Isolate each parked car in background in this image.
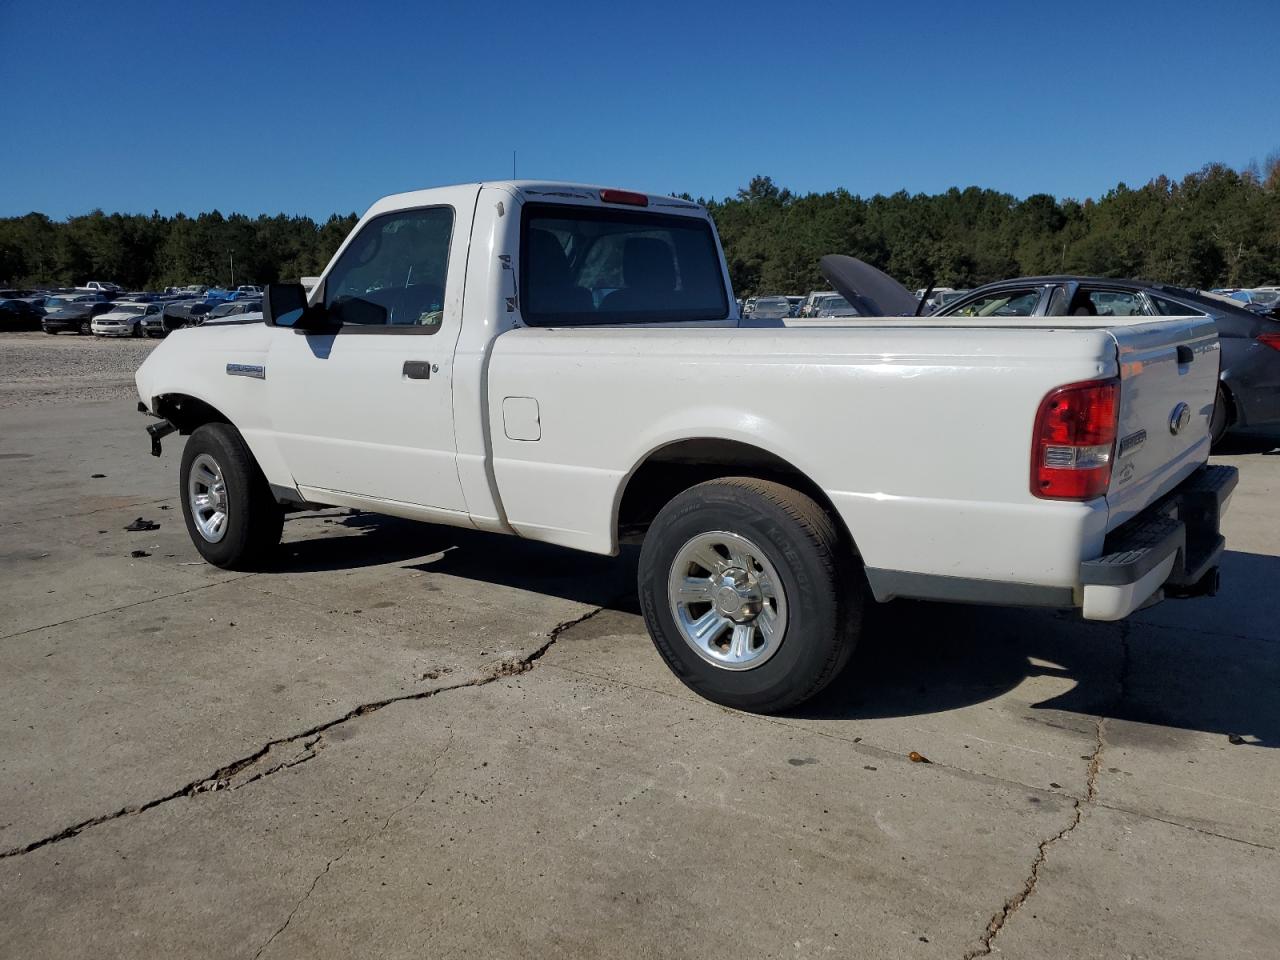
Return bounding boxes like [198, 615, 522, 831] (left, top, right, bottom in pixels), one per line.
[802, 290, 837, 316]
[0, 292, 44, 329]
[812, 294, 861, 317]
[931, 289, 970, 312]
[938, 276, 1280, 445]
[785, 295, 805, 317]
[1238, 289, 1280, 318]
[234, 285, 263, 297]
[76, 281, 122, 294]
[42, 298, 116, 334]
[204, 300, 263, 322]
[91, 302, 161, 337]
[749, 295, 792, 320]
[148, 299, 215, 336]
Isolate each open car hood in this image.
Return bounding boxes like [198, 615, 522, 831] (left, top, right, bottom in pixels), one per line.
[819, 255, 919, 317]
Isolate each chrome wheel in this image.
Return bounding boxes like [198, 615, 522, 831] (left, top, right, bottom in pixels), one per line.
[667, 530, 787, 671]
[188, 453, 229, 543]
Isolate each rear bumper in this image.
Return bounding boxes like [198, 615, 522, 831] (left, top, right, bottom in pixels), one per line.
[1079, 463, 1238, 620]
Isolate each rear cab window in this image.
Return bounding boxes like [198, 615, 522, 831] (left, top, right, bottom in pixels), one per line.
[521, 204, 728, 326]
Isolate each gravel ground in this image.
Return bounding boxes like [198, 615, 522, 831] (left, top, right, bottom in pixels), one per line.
[0, 331, 157, 408]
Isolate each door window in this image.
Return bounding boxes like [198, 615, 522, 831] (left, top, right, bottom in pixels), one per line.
[1149, 295, 1205, 317]
[324, 207, 454, 331]
[949, 289, 1042, 317]
[1084, 290, 1144, 317]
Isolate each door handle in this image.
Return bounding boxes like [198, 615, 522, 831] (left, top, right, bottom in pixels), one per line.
[403, 361, 432, 380]
[1176, 345, 1194, 365]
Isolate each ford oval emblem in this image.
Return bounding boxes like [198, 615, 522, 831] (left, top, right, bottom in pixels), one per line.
[1169, 402, 1191, 435]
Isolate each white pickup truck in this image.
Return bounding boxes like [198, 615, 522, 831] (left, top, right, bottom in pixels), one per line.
[135, 180, 1237, 712]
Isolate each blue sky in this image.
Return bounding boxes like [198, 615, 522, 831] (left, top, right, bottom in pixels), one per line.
[2, 0, 1277, 219]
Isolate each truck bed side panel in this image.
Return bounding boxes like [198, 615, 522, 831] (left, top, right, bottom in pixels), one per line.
[486, 325, 1116, 589]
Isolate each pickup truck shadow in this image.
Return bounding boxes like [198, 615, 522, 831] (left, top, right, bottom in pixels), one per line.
[1215, 432, 1280, 455]
[799, 549, 1280, 747]
[275, 510, 641, 603]
[270, 513, 1277, 747]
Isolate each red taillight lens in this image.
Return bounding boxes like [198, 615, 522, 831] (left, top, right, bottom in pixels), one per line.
[1031, 378, 1120, 500]
[599, 188, 648, 207]
[1259, 332, 1280, 352]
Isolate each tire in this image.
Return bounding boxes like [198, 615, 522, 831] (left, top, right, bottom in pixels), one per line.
[638, 477, 862, 713]
[179, 422, 284, 570]
[79, 320, 91, 335]
[1210, 384, 1231, 449]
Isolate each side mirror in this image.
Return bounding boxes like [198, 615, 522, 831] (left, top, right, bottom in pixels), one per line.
[263, 283, 307, 327]
[264, 283, 338, 332]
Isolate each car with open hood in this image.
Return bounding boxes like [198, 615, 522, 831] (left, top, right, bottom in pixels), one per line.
[936, 277, 1280, 445]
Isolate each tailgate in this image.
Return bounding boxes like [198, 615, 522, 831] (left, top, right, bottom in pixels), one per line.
[1106, 317, 1220, 529]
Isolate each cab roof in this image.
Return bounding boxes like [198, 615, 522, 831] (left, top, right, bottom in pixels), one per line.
[369, 181, 706, 217]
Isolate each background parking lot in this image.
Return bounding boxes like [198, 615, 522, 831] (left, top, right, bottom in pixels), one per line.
[1, 330, 1278, 959]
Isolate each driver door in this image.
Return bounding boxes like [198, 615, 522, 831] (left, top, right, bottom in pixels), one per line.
[265, 191, 476, 519]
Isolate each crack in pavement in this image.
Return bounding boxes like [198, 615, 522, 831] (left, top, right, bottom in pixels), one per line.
[0, 603, 608, 861]
[961, 718, 1104, 960]
[0, 574, 257, 642]
[961, 620, 1130, 960]
[252, 732, 455, 960]
[0, 497, 176, 529]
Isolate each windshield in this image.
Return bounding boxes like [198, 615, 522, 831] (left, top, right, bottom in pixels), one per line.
[45, 296, 79, 310]
[521, 204, 728, 326]
[1250, 290, 1280, 306]
[817, 296, 852, 311]
[113, 305, 145, 315]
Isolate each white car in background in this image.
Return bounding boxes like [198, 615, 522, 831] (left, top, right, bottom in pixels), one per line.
[91, 302, 160, 337]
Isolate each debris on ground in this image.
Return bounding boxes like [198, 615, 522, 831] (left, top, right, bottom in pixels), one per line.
[908, 751, 932, 764]
[130, 550, 150, 558]
[1228, 733, 1246, 745]
[90, 473, 106, 478]
[124, 517, 160, 532]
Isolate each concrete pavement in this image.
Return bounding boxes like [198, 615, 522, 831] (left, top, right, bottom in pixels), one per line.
[1, 388, 1277, 958]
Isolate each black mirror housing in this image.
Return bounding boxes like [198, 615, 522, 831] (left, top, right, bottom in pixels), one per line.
[263, 283, 308, 327]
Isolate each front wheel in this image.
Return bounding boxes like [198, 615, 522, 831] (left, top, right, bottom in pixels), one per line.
[179, 422, 284, 569]
[638, 477, 863, 713]
[79, 320, 92, 335]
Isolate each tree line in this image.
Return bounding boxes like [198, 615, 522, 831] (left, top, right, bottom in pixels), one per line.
[2, 158, 1277, 296]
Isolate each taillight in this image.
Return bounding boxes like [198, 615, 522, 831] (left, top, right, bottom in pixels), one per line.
[1031, 378, 1120, 500]
[599, 188, 648, 207]
[1259, 332, 1280, 352]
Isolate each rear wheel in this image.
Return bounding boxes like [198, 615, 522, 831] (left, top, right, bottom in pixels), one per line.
[179, 423, 284, 569]
[638, 477, 863, 713]
[1210, 384, 1232, 448]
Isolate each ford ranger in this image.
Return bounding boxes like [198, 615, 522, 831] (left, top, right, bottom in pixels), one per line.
[134, 181, 1237, 712]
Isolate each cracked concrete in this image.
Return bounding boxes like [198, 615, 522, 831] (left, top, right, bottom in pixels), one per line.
[1, 351, 1279, 958]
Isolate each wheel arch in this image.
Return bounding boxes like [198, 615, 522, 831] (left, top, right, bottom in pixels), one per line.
[153, 393, 232, 435]
[614, 437, 858, 555]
